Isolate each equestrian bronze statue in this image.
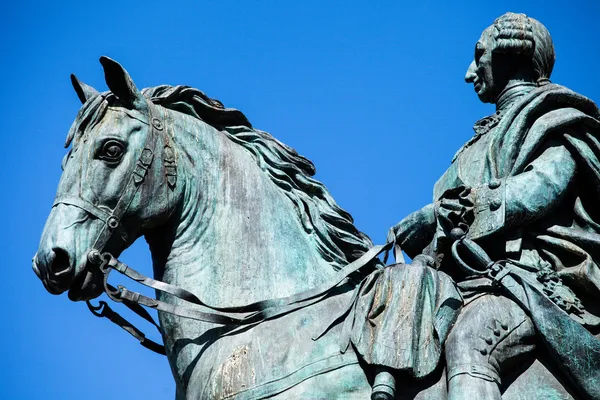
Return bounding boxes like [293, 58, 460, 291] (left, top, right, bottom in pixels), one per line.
[33, 12, 600, 400]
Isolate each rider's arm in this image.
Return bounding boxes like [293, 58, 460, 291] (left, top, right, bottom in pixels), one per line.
[468, 139, 577, 240]
[388, 203, 436, 258]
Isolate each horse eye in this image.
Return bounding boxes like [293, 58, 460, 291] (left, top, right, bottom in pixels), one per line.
[99, 140, 124, 164]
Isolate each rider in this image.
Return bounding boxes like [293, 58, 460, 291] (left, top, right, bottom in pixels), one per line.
[388, 12, 600, 400]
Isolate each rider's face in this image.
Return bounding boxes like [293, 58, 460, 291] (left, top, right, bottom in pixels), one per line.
[465, 27, 497, 104]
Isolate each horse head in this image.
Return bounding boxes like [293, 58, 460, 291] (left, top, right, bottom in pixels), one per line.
[33, 57, 182, 301]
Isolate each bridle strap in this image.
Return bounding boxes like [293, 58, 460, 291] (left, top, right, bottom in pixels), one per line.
[52, 196, 113, 222]
[89, 242, 391, 354]
[92, 103, 161, 252]
[107, 242, 389, 313]
[87, 295, 166, 355]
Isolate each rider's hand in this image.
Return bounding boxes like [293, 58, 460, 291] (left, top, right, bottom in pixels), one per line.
[435, 187, 474, 236]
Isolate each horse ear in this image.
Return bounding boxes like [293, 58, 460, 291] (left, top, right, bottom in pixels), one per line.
[70, 74, 99, 104]
[99, 56, 146, 109]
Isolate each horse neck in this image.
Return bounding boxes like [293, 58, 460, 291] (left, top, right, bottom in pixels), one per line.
[149, 110, 336, 306]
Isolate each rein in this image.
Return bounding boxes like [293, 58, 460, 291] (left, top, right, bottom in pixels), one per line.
[62, 99, 391, 355]
[88, 243, 390, 355]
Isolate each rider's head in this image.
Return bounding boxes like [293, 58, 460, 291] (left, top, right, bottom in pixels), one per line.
[464, 12, 555, 104]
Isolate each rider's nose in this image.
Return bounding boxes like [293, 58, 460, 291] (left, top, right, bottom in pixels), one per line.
[465, 61, 477, 83]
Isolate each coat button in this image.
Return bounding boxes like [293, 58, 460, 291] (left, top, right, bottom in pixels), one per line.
[490, 198, 501, 211]
[489, 179, 501, 189]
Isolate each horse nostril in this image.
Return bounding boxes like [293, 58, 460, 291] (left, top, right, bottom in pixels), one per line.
[51, 247, 72, 276]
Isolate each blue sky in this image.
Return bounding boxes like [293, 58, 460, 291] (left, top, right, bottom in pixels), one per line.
[2, 1, 599, 398]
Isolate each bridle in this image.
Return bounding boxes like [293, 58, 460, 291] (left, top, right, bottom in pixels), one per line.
[53, 101, 167, 260]
[54, 99, 391, 356]
[51, 100, 174, 353]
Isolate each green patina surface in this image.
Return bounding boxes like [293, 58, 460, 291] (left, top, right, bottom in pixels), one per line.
[34, 12, 600, 400]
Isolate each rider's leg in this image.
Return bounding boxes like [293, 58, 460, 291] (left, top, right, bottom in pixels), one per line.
[445, 294, 536, 400]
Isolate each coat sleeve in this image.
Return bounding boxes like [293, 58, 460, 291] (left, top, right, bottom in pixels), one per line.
[468, 139, 577, 240]
[391, 203, 437, 258]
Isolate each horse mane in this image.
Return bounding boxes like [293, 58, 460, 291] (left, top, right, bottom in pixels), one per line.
[145, 85, 381, 270]
[67, 85, 379, 271]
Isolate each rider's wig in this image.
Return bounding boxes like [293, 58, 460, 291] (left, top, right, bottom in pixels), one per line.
[492, 12, 556, 83]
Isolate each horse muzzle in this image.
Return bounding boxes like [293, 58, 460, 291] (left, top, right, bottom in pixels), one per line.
[33, 247, 75, 295]
[34, 203, 107, 299]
